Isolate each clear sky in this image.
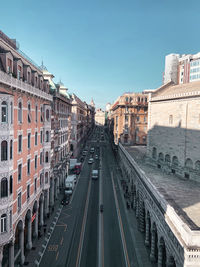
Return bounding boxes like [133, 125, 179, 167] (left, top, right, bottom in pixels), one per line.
[1, 0, 200, 109]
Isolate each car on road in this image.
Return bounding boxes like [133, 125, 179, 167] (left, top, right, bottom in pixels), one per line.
[61, 197, 70, 206]
[95, 155, 98, 160]
[82, 150, 87, 156]
[88, 158, 94, 164]
[100, 204, 103, 212]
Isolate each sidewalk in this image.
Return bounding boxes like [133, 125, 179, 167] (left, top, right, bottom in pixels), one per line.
[23, 193, 63, 267]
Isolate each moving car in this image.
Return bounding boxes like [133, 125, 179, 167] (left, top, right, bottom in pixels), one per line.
[88, 158, 94, 164]
[61, 197, 70, 206]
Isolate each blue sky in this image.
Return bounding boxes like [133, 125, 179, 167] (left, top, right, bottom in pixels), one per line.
[1, 0, 200, 109]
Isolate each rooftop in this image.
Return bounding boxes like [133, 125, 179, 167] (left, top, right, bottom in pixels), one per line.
[124, 145, 200, 229]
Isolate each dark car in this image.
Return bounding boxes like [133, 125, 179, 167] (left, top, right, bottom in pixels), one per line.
[61, 198, 70, 206]
[100, 204, 103, 212]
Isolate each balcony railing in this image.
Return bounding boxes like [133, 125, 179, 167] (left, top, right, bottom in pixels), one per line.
[0, 69, 52, 101]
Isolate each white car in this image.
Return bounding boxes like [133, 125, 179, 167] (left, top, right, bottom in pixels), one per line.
[88, 158, 94, 164]
[95, 155, 98, 160]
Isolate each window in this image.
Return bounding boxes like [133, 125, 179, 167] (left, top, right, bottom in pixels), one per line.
[125, 115, 128, 122]
[145, 97, 147, 103]
[136, 116, 140, 122]
[34, 178, 37, 193]
[17, 192, 21, 211]
[1, 214, 7, 233]
[17, 65, 22, 80]
[144, 116, 146, 122]
[9, 175, 13, 195]
[1, 178, 8, 198]
[18, 101, 22, 123]
[28, 133, 31, 149]
[27, 159, 30, 175]
[10, 102, 13, 124]
[40, 173, 43, 188]
[18, 164, 22, 181]
[18, 135, 22, 153]
[35, 105, 38, 122]
[1, 101, 8, 123]
[10, 140, 12, 160]
[35, 155, 37, 169]
[27, 184, 30, 200]
[45, 172, 48, 184]
[40, 152, 43, 165]
[137, 97, 140, 102]
[46, 131, 49, 142]
[28, 71, 31, 83]
[125, 97, 129, 102]
[35, 76, 38, 87]
[1, 141, 8, 161]
[169, 115, 173, 125]
[40, 130, 43, 144]
[28, 103, 31, 123]
[45, 151, 49, 163]
[40, 106, 43, 122]
[46, 109, 50, 121]
[35, 132, 38, 146]
[7, 58, 12, 73]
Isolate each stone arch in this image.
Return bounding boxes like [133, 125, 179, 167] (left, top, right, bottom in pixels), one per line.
[14, 219, 24, 265]
[32, 201, 38, 240]
[158, 237, 167, 267]
[158, 152, 164, 162]
[24, 209, 32, 251]
[152, 147, 157, 159]
[172, 156, 179, 166]
[195, 160, 200, 171]
[185, 158, 193, 169]
[165, 154, 171, 165]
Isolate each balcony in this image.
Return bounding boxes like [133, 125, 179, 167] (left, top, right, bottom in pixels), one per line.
[0, 69, 52, 101]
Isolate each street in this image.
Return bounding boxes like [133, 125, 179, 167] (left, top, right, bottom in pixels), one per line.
[40, 128, 139, 267]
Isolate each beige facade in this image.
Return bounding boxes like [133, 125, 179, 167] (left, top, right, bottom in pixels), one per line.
[147, 80, 200, 182]
[95, 108, 105, 126]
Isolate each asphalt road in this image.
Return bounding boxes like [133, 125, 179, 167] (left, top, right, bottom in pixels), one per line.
[40, 128, 139, 267]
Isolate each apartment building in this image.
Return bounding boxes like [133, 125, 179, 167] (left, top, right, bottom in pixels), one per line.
[0, 31, 52, 266]
[42, 67, 72, 209]
[164, 52, 200, 85]
[95, 108, 105, 126]
[110, 92, 148, 145]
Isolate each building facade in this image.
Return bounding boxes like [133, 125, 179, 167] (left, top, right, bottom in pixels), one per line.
[0, 31, 52, 266]
[164, 52, 200, 85]
[95, 108, 105, 126]
[147, 80, 200, 182]
[110, 93, 148, 145]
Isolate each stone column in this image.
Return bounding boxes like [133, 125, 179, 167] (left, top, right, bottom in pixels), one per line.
[157, 244, 164, 267]
[19, 227, 25, 265]
[33, 209, 38, 238]
[139, 201, 145, 233]
[39, 196, 44, 227]
[9, 240, 14, 267]
[0, 246, 3, 267]
[145, 217, 150, 247]
[50, 178, 55, 208]
[44, 189, 49, 217]
[26, 215, 32, 250]
[150, 229, 157, 262]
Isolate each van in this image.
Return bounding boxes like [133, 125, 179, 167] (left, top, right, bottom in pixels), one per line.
[92, 170, 98, 180]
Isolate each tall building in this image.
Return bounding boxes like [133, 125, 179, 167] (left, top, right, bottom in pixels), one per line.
[95, 108, 105, 126]
[0, 31, 52, 265]
[110, 92, 148, 145]
[164, 52, 200, 85]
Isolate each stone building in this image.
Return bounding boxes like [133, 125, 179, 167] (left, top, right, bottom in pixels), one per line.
[110, 92, 148, 145]
[95, 108, 105, 126]
[41, 67, 72, 210]
[147, 80, 200, 182]
[0, 31, 52, 265]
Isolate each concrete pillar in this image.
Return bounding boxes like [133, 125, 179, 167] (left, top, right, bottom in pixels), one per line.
[33, 209, 38, 238]
[0, 246, 3, 267]
[26, 216, 32, 250]
[9, 240, 14, 267]
[150, 229, 157, 262]
[145, 217, 150, 247]
[19, 227, 25, 265]
[39, 196, 44, 227]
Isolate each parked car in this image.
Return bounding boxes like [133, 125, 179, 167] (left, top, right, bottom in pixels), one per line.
[88, 158, 94, 164]
[95, 155, 98, 160]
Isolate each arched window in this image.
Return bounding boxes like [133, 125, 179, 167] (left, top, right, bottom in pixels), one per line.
[1, 101, 8, 123]
[46, 109, 50, 121]
[45, 172, 48, 183]
[18, 101, 22, 123]
[137, 97, 140, 102]
[40, 105, 43, 122]
[0, 214, 7, 233]
[9, 175, 13, 195]
[195, 160, 200, 171]
[152, 147, 157, 159]
[10, 140, 13, 160]
[1, 178, 8, 198]
[172, 156, 179, 166]
[35, 104, 38, 122]
[40, 173, 44, 187]
[46, 131, 49, 142]
[45, 151, 49, 163]
[10, 102, 13, 124]
[1, 141, 8, 161]
[27, 102, 31, 123]
[165, 154, 171, 165]
[158, 152, 164, 162]
[185, 158, 193, 169]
